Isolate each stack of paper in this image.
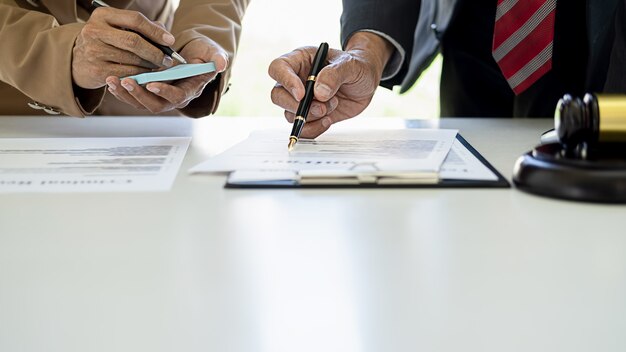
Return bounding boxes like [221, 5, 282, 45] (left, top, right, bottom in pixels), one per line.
[0, 137, 190, 193]
[190, 129, 461, 185]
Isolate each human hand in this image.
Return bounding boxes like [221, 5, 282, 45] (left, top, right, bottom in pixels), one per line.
[105, 37, 228, 114]
[72, 7, 177, 89]
[269, 32, 394, 138]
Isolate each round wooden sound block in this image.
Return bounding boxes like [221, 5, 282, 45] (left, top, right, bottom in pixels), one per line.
[513, 143, 626, 203]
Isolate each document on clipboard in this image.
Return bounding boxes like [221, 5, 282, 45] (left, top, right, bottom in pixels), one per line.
[189, 129, 510, 188]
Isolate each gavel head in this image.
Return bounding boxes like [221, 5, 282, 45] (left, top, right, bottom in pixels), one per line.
[555, 93, 599, 148]
[556, 93, 626, 147]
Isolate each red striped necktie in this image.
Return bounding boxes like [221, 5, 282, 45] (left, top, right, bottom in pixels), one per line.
[493, 0, 557, 95]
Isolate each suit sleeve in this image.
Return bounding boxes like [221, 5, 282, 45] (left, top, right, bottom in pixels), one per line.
[0, 1, 104, 117]
[170, 0, 250, 118]
[341, 0, 420, 88]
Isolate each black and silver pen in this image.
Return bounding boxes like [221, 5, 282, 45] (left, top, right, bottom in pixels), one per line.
[91, 0, 187, 64]
[287, 42, 329, 151]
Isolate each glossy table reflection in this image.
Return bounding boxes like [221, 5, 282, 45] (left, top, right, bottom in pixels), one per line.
[0, 116, 624, 352]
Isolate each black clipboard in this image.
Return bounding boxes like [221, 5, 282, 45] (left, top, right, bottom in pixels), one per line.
[225, 134, 510, 189]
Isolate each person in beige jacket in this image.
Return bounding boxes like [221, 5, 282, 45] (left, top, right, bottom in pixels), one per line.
[0, 0, 249, 117]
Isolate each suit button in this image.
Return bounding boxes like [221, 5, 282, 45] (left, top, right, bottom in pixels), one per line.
[27, 102, 45, 110]
[28, 102, 61, 115]
[43, 107, 61, 115]
[431, 23, 442, 39]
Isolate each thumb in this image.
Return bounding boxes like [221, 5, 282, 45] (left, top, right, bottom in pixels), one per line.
[210, 52, 229, 73]
[314, 56, 358, 102]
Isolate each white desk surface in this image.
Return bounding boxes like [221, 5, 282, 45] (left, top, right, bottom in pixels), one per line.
[0, 116, 624, 352]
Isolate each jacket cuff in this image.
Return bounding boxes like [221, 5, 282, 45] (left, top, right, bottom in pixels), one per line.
[340, 0, 420, 88]
[179, 72, 226, 118]
[347, 29, 405, 82]
[39, 23, 103, 117]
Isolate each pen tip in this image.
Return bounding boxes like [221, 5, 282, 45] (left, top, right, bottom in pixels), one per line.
[287, 139, 296, 151]
[172, 53, 187, 64]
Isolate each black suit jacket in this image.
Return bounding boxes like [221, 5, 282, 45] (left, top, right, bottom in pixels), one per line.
[341, 0, 623, 94]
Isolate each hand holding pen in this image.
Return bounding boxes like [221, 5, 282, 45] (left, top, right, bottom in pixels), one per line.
[72, 0, 184, 89]
[269, 33, 393, 140]
[287, 42, 329, 150]
[92, 0, 186, 65]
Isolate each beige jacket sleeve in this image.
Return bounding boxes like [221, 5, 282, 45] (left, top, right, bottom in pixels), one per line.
[0, 0, 103, 117]
[171, 0, 250, 118]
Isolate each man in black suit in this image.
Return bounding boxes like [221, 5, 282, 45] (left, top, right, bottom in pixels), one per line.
[269, 0, 625, 138]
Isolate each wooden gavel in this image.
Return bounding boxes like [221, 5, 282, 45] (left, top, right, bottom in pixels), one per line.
[556, 93, 626, 147]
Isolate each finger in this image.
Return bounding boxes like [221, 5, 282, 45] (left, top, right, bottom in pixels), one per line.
[271, 84, 301, 113]
[93, 8, 176, 46]
[314, 52, 362, 101]
[307, 102, 326, 119]
[209, 51, 229, 73]
[96, 44, 159, 69]
[282, 112, 327, 129]
[145, 82, 190, 106]
[326, 96, 340, 115]
[299, 118, 333, 139]
[307, 97, 339, 119]
[284, 111, 330, 131]
[315, 102, 358, 127]
[76, 24, 161, 70]
[120, 78, 173, 113]
[273, 85, 336, 121]
[285, 111, 333, 133]
[97, 27, 171, 68]
[105, 76, 121, 91]
[268, 56, 307, 100]
[106, 77, 145, 110]
[108, 87, 144, 110]
[284, 110, 295, 123]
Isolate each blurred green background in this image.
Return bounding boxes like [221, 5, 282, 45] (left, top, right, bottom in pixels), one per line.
[178, 0, 441, 118]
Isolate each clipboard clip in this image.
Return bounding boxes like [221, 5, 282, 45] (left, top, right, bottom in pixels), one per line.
[348, 162, 380, 172]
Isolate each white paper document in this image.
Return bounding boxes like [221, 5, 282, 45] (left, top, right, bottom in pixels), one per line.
[439, 139, 499, 181]
[0, 137, 190, 193]
[190, 129, 459, 184]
